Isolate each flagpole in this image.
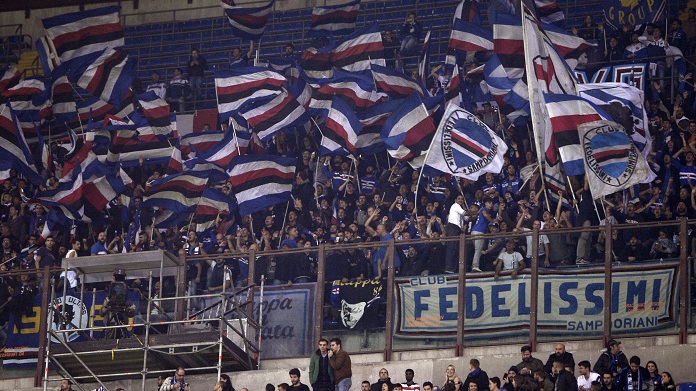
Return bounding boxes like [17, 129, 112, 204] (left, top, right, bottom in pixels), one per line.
[344, 158, 354, 197]
[278, 201, 290, 244]
[565, 175, 580, 213]
[229, 118, 242, 156]
[413, 102, 441, 219]
[352, 156, 362, 194]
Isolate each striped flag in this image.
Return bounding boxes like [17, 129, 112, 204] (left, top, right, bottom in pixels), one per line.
[42, 6, 124, 64]
[418, 30, 432, 90]
[311, 0, 360, 35]
[331, 23, 385, 72]
[137, 91, 173, 139]
[449, 19, 493, 53]
[142, 170, 211, 212]
[483, 54, 518, 105]
[381, 93, 436, 167]
[454, 0, 481, 24]
[298, 47, 334, 81]
[424, 104, 508, 180]
[0, 106, 44, 185]
[493, 12, 525, 79]
[370, 63, 427, 99]
[544, 93, 611, 175]
[241, 80, 308, 141]
[181, 130, 226, 158]
[166, 139, 184, 175]
[34, 163, 84, 220]
[194, 187, 236, 232]
[227, 155, 296, 216]
[190, 129, 240, 167]
[309, 70, 384, 115]
[445, 65, 463, 108]
[65, 48, 136, 109]
[83, 164, 133, 212]
[522, 3, 576, 167]
[220, 0, 274, 40]
[535, 0, 565, 27]
[320, 96, 362, 156]
[0, 65, 20, 93]
[214, 67, 285, 122]
[543, 161, 569, 207]
[3, 78, 51, 132]
[73, 93, 136, 129]
[36, 36, 61, 75]
[51, 74, 77, 123]
[543, 22, 594, 69]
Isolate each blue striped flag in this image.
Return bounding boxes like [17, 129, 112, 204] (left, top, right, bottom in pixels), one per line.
[227, 155, 296, 216]
[221, 0, 274, 40]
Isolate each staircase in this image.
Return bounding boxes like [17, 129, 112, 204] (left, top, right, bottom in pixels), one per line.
[15, 50, 41, 78]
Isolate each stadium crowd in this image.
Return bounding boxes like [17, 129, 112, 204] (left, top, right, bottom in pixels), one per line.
[0, 0, 695, 362]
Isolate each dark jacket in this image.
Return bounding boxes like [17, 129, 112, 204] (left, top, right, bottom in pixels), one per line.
[371, 378, 393, 391]
[329, 349, 352, 383]
[593, 351, 629, 376]
[309, 349, 334, 386]
[544, 352, 576, 375]
[617, 367, 653, 391]
[187, 56, 208, 77]
[554, 369, 579, 391]
[464, 369, 490, 391]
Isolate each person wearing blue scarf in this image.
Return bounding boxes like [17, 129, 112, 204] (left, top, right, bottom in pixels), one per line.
[593, 340, 629, 377]
[617, 356, 653, 391]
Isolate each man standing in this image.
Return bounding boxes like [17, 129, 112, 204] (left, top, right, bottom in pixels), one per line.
[552, 361, 578, 391]
[444, 194, 466, 273]
[91, 232, 115, 255]
[370, 368, 393, 391]
[187, 49, 208, 101]
[464, 359, 489, 391]
[399, 11, 422, 55]
[544, 343, 575, 376]
[402, 369, 420, 391]
[310, 339, 335, 391]
[517, 346, 544, 380]
[577, 361, 601, 391]
[329, 338, 352, 391]
[289, 368, 311, 391]
[593, 340, 628, 378]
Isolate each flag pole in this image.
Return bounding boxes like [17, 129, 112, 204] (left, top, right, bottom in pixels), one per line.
[352, 156, 362, 193]
[278, 200, 290, 243]
[413, 102, 441, 218]
[229, 118, 242, 156]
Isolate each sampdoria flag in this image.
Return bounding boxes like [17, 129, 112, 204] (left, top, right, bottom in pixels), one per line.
[220, 0, 274, 40]
[320, 96, 363, 156]
[41, 6, 124, 64]
[381, 93, 436, 167]
[370, 63, 427, 99]
[142, 170, 211, 212]
[311, 0, 360, 35]
[445, 65, 463, 108]
[0, 65, 20, 93]
[65, 48, 136, 109]
[493, 12, 525, 79]
[309, 70, 384, 115]
[425, 103, 507, 180]
[418, 30, 432, 90]
[241, 82, 307, 141]
[194, 187, 236, 232]
[535, 0, 565, 26]
[215, 67, 285, 121]
[227, 155, 296, 216]
[34, 163, 84, 220]
[0, 106, 44, 185]
[331, 23, 385, 72]
[449, 19, 493, 53]
[579, 119, 653, 199]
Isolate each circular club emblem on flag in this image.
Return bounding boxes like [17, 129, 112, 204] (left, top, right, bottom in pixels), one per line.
[49, 295, 89, 343]
[440, 108, 498, 175]
[582, 123, 637, 187]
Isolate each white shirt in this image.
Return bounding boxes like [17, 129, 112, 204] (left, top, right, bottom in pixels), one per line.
[577, 372, 600, 390]
[447, 202, 466, 228]
[498, 251, 523, 270]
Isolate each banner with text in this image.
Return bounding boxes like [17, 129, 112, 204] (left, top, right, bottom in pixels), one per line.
[395, 263, 678, 338]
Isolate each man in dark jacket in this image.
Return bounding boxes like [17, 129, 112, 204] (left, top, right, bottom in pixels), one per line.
[370, 368, 393, 391]
[552, 361, 578, 391]
[186, 48, 208, 101]
[464, 359, 490, 391]
[309, 339, 334, 391]
[544, 343, 576, 376]
[517, 345, 545, 380]
[616, 357, 653, 391]
[593, 340, 629, 378]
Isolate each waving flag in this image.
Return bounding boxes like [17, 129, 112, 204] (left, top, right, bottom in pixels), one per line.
[0, 65, 20, 93]
[220, 0, 274, 40]
[166, 140, 184, 175]
[449, 19, 493, 53]
[425, 104, 508, 180]
[83, 164, 133, 212]
[370, 64, 427, 99]
[543, 161, 569, 207]
[3, 78, 51, 131]
[543, 22, 594, 69]
[311, 0, 360, 35]
[215, 67, 285, 121]
[0, 106, 43, 185]
[142, 170, 211, 212]
[194, 187, 236, 232]
[73, 93, 135, 129]
[454, 0, 481, 24]
[227, 155, 296, 216]
[535, 0, 565, 26]
[309, 70, 384, 115]
[544, 93, 611, 175]
[381, 93, 436, 166]
[42, 6, 124, 64]
[579, 119, 653, 199]
[577, 82, 651, 157]
[493, 12, 525, 79]
[483, 54, 518, 105]
[522, 3, 576, 167]
[418, 30, 432, 89]
[604, 0, 665, 29]
[65, 48, 136, 109]
[241, 82, 307, 141]
[190, 129, 240, 167]
[299, 47, 334, 81]
[445, 65, 463, 108]
[181, 130, 226, 158]
[51, 74, 77, 123]
[320, 97, 362, 156]
[35, 163, 84, 220]
[137, 91, 172, 138]
[331, 23, 385, 72]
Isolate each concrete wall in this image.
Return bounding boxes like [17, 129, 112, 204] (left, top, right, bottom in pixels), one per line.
[17, 335, 695, 391]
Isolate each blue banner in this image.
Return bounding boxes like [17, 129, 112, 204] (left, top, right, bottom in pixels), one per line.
[1, 290, 140, 367]
[604, 0, 666, 29]
[395, 263, 678, 339]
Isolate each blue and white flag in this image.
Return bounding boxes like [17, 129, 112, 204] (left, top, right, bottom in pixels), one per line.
[227, 155, 295, 216]
[221, 0, 274, 40]
[424, 103, 508, 180]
